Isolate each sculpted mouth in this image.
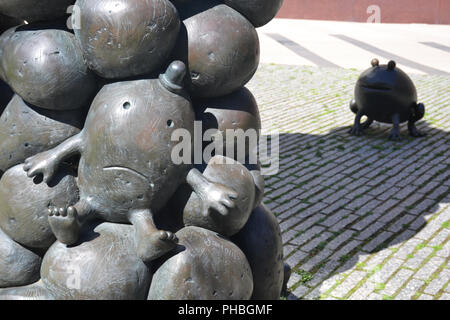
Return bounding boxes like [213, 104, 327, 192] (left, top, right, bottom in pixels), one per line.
[360, 84, 392, 91]
[103, 166, 149, 181]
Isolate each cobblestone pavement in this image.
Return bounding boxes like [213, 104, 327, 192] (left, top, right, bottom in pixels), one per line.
[246, 63, 450, 300]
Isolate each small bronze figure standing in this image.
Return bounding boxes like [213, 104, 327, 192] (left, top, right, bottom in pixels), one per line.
[349, 59, 426, 140]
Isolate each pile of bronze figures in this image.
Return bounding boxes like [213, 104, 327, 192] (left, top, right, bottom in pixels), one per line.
[0, 0, 289, 300]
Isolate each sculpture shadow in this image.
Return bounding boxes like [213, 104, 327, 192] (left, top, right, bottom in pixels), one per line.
[274, 120, 449, 299]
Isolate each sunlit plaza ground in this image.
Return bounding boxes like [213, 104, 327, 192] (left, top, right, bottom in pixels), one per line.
[249, 19, 450, 300]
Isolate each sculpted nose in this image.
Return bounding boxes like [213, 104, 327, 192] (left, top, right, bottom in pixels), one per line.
[159, 61, 187, 94]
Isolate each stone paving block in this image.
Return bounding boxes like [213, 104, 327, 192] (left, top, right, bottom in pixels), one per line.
[302, 231, 333, 252]
[294, 214, 327, 233]
[381, 268, 415, 297]
[418, 293, 434, 300]
[424, 269, 450, 295]
[352, 213, 382, 232]
[428, 228, 450, 246]
[330, 214, 359, 232]
[330, 271, 366, 299]
[395, 279, 425, 300]
[329, 240, 361, 262]
[388, 214, 416, 232]
[373, 199, 400, 214]
[292, 285, 310, 298]
[326, 230, 354, 250]
[285, 250, 309, 269]
[283, 245, 298, 258]
[291, 226, 325, 246]
[367, 292, 383, 300]
[302, 249, 333, 272]
[369, 258, 404, 284]
[439, 293, 450, 300]
[404, 247, 434, 270]
[349, 280, 378, 300]
[379, 207, 405, 224]
[413, 256, 445, 281]
[363, 231, 394, 252]
[435, 240, 450, 258]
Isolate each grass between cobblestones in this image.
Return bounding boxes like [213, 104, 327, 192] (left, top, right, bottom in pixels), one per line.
[246, 64, 450, 300]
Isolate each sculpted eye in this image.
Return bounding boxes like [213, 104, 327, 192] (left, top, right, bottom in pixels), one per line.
[167, 120, 174, 128]
[123, 101, 131, 109]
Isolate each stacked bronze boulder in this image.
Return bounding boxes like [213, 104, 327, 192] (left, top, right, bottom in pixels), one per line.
[0, 0, 287, 300]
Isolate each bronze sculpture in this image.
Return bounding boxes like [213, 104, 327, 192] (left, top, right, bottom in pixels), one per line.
[148, 226, 254, 300]
[0, 0, 74, 22]
[0, 27, 97, 110]
[0, 164, 78, 287]
[175, 3, 260, 98]
[73, 0, 180, 79]
[0, 95, 85, 174]
[224, 0, 285, 27]
[23, 62, 238, 263]
[349, 59, 426, 140]
[0, 0, 289, 300]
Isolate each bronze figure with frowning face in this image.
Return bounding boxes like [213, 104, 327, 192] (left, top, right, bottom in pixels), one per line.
[23, 61, 238, 264]
[349, 59, 425, 140]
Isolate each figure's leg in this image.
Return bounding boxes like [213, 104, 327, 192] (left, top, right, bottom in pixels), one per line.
[360, 118, 374, 130]
[24, 133, 83, 183]
[408, 121, 426, 137]
[128, 209, 178, 263]
[388, 113, 401, 140]
[409, 103, 426, 137]
[48, 199, 92, 246]
[349, 110, 364, 136]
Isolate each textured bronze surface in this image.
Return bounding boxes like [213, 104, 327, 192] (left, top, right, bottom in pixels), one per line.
[195, 87, 261, 159]
[232, 204, 284, 300]
[0, 0, 74, 22]
[41, 221, 152, 300]
[0, 95, 84, 174]
[0, 227, 41, 288]
[148, 226, 253, 300]
[224, 0, 284, 27]
[0, 26, 97, 110]
[183, 155, 255, 237]
[175, 3, 260, 98]
[350, 59, 426, 140]
[0, 164, 77, 249]
[0, 79, 12, 114]
[74, 0, 180, 79]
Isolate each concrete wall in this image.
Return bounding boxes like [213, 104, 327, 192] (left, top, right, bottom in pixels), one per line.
[277, 0, 450, 25]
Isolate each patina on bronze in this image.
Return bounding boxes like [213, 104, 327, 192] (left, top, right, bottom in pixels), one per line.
[74, 0, 180, 79]
[0, 79, 13, 114]
[0, 0, 74, 23]
[23, 61, 238, 264]
[232, 204, 284, 300]
[41, 221, 152, 300]
[148, 226, 254, 300]
[0, 95, 85, 175]
[194, 87, 262, 160]
[0, 26, 97, 110]
[224, 0, 285, 27]
[175, 3, 260, 98]
[349, 59, 426, 140]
